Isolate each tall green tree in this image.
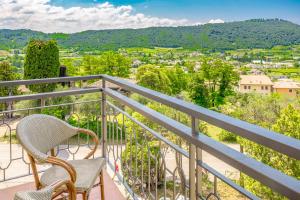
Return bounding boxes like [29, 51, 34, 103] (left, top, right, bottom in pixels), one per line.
[136, 65, 187, 95]
[81, 55, 99, 75]
[188, 58, 239, 108]
[0, 61, 17, 111]
[24, 40, 60, 92]
[165, 66, 188, 95]
[136, 65, 172, 94]
[98, 51, 131, 77]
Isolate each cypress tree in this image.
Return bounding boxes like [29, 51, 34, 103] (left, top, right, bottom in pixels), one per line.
[24, 40, 60, 92]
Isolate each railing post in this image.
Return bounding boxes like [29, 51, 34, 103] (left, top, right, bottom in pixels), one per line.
[193, 117, 202, 198]
[189, 116, 197, 200]
[101, 79, 107, 158]
[7, 89, 13, 118]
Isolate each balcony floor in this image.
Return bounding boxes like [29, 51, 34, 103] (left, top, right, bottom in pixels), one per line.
[0, 171, 125, 200]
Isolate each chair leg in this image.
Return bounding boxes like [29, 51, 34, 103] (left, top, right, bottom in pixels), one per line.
[82, 191, 88, 200]
[100, 171, 105, 200]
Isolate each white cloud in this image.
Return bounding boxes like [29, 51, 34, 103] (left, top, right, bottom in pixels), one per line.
[0, 0, 224, 33]
[208, 19, 225, 24]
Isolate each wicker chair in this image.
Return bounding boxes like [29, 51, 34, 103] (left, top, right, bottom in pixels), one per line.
[16, 114, 106, 200]
[14, 179, 76, 200]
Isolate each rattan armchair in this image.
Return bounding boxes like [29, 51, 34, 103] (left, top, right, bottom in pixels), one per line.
[16, 114, 105, 200]
[14, 179, 76, 200]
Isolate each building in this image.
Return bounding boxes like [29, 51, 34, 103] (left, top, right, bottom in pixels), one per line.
[273, 79, 300, 97]
[239, 75, 273, 94]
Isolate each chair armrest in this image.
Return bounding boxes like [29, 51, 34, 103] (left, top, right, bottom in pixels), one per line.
[46, 156, 77, 183]
[51, 179, 76, 200]
[78, 128, 99, 159]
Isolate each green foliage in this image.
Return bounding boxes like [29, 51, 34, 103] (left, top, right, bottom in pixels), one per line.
[218, 130, 237, 142]
[24, 40, 60, 92]
[41, 93, 75, 119]
[188, 58, 239, 108]
[240, 105, 300, 199]
[136, 65, 187, 95]
[0, 61, 17, 96]
[121, 108, 164, 190]
[220, 94, 300, 199]
[136, 65, 172, 94]
[220, 93, 285, 128]
[98, 51, 131, 77]
[0, 61, 18, 111]
[81, 52, 131, 77]
[1, 19, 300, 51]
[60, 57, 81, 76]
[166, 66, 188, 95]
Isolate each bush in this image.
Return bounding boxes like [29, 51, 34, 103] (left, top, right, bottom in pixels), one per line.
[24, 40, 60, 92]
[218, 130, 237, 142]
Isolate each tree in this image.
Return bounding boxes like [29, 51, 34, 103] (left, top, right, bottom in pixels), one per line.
[60, 58, 80, 76]
[136, 65, 172, 94]
[188, 58, 239, 108]
[165, 66, 188, 95]
[240, 104, 300, 199]
[81, 55, 99, 75]
[0, 62, 17, 95]
[98, 51, 131, 77]
[0, 61, 17, 114]
[136, 65, 187, 95]
[24, 40, 60, 92]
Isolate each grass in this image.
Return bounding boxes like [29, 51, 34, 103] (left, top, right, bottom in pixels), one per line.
[206, 124, 223, 141]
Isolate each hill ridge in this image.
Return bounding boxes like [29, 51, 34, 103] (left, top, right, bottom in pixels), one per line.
[1, 19, 299, 51]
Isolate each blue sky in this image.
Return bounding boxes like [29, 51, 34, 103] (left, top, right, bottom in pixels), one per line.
[0, 0, 299, 33]
[51, 0, 300, 24]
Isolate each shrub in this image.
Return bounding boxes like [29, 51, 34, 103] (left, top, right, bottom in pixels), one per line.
[24, 40, 60, 92]
[218, 130, 237, 142]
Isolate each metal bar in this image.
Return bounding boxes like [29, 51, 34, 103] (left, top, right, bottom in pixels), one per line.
[189, 117, 197, 200]
[0, 100, 100, 114]
[192, 117, 202, 197]
[0, 88, 101, 103]
[200, 162, 259, 200]
[101, 79, 107, 158]
[108, 101, 257, 198]
[189, 143, 196, 200]
[0, 75, 102, 87]
[107, 99, 255, 199]
[102, 75, 300, 160]
[103, 88, 300, 199]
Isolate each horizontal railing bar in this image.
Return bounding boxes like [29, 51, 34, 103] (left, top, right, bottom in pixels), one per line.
[0, 75, 102, 87]
[108, 101, 257, 199]
[0, 88, 101, 103]
[102, 75, 300, 160]
[0, 100, 100, 114]
[104, 88, 300, 199]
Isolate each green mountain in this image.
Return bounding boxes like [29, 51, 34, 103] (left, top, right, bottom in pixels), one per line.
[1, 19, 300, 52]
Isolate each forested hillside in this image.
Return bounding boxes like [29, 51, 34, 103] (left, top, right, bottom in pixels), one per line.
[1, 19, 300, 51]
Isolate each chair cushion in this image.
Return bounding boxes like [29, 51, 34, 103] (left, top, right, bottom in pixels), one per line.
[41, 157, 105, 192]
[14, 187, 53, 200]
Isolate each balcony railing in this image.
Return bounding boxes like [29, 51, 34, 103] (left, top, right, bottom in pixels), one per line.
[0, 75, 299, 200]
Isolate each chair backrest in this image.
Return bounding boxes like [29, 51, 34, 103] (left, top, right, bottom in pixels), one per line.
[16, 114, 78, 162]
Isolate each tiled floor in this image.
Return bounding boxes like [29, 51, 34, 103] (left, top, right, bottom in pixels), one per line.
[0, 171, 125, 200]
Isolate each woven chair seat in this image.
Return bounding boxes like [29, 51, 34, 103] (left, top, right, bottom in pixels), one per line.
[14, 187, 53, 200]
[41, 157, 105, 193]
